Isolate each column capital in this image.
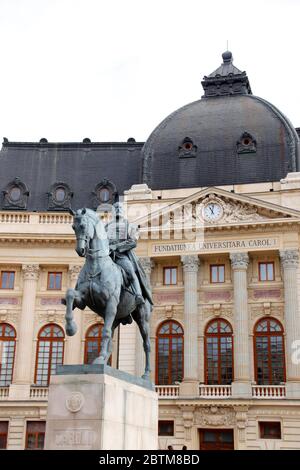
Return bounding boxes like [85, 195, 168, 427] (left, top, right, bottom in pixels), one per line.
[280, 249, 299, 269]
[22, 264, 39, 281]
[139, 257, 154, 276]
[69, 264, 82, 282]
[230, 252, 249, 270]
[181, 255, 199, 273]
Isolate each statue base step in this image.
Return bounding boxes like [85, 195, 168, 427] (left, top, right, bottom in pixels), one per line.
[44, 364, 158, 450]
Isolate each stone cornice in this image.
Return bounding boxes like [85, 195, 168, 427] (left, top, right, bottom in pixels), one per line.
[0, 236, 74, 245]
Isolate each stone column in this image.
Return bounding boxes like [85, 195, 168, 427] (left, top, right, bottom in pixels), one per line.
[230, 253, 251, 397]
[180, 255, 199, 396]
[280, 250, 300, 397]
[64, 265, 83, 365]
[10, 264, 39, 399]
[135, 257, 154, 377]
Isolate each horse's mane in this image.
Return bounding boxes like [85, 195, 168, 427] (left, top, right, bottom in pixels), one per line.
[77, 208, 107, 241]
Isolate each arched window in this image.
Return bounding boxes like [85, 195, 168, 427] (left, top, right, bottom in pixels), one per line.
[35, 324, 64, 386]
[205, 319, 233, 385]
[156, 321, 184, 385]
[84, 324, 103, 365]
[254, 318, 285, 385]
[0, 323, 16, 386]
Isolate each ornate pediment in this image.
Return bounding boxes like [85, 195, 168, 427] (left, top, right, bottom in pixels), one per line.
[134, 186, 300, 235]
[198, 193, 265, 224]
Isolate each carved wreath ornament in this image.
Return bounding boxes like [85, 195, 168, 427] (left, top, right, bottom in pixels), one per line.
[65, 392, 85, 413]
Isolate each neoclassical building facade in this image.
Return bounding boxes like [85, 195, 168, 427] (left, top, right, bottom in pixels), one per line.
[0, 51, 300, 450]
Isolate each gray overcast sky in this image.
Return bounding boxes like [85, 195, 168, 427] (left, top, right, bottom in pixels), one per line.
[0, 0, 299, 142]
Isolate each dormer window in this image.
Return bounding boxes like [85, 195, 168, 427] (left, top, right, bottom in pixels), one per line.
[2, 178, 29, 210]
[92, 179, 117, 209]
[178, 137, 197, 158]
[47, 182, 73, 211]
[237, 131, 257, 154]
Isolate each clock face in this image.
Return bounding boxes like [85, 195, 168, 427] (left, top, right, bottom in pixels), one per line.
[203, 202, 223, 222]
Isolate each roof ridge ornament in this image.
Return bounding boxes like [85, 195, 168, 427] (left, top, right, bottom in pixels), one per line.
[201, 51, 252, 98]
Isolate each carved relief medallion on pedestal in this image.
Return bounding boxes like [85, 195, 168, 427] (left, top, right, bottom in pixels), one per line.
[66, 392, 85, 413]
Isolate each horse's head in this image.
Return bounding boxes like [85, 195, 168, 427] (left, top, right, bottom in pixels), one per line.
[69, 208, 108, 257]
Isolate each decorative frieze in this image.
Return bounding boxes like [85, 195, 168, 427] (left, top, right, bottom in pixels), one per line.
[153, 291, 184, 305]
[196, 406, 235, 427]
[202, 307, 232, 319]
[250, 305, 283, 319]
[251, 289, 282, 300]
[0, 298, 19, 305]
[37, 311, 65, 324]
[203, 290, 232, 302]
[40, 297, 63, 306]
[0, 311, 19, 324]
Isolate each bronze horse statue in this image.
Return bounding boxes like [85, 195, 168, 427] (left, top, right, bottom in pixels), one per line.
[63, 208, 152, 379]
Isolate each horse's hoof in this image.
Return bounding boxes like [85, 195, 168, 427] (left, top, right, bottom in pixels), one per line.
[65, 321, 77, 336]
[92, 356, 106, 365]
[141, 372, 151, 381]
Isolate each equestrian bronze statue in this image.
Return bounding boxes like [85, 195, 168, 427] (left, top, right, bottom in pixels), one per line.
[62, 204, 153, 380]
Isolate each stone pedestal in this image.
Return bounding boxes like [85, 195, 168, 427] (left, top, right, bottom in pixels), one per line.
[44, 365, 158, 450]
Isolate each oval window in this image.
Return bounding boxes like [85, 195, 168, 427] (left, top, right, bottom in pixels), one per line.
[55, 187, 66, 202]
[99, 188, 110, 203]
[9, 186, 21, 202]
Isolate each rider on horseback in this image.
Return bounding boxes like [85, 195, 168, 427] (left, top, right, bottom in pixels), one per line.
[105, 202, 153, 308]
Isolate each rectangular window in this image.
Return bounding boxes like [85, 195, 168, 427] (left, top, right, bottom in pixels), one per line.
[47, 272, 62, 290]
[163, 267, 177, 285]
[0, 271, 15, 289]
[259, 262, 275, 281]
[0, 421, 8, 449]
[210, 265, 225, 283]
[25, 421, 46, 450]
[158, 420, 174, 436]
[259, 421, 281, 439]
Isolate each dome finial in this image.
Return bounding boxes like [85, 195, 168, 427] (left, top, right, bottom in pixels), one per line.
[222, 50, 233, 64]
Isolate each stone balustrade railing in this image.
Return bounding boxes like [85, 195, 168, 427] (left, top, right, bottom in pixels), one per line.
[0, 213, 30, 223]
[0, 387, 9, 399]
[199, 384, 232, 398]
[29, 386, 49, 400]
[252, 385, 286, 398]
[155, 385, 179, 398]
[39, 214, 73, 224]
[0, 384, 288, 400]
[0, 211, 72, 226]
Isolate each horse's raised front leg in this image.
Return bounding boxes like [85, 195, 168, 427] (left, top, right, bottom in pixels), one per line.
[64, 288, 86, 336]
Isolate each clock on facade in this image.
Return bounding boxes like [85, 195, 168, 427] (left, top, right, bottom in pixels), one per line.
[202, 202, 223, 222]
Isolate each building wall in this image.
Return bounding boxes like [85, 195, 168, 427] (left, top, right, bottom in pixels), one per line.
[1, 176, 300, 449]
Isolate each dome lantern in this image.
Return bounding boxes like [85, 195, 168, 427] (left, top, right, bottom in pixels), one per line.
[201, 50, 252, 98]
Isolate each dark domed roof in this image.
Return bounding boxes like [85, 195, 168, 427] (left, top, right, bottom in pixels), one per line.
[142, 53, 300, 190]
